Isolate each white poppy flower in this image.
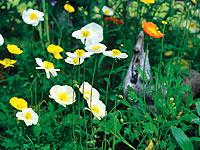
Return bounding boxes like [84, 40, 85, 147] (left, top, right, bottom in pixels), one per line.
[0, 34, 4, 46]
[102, 6, 114, 16]
[16, 108, 39, 126]
[85, 99, 107, 120]
[22, 9, 44, 26]
[103, 49, 128, 59]
[35, 58, 60, 79]
[49, 85, 76, 107]
[65, 57, 85, 65]
[72, 22, 103, 45]
[79, 82, 100, 102]
[66, 49, 93, 58]
[85, 43, 107, 54]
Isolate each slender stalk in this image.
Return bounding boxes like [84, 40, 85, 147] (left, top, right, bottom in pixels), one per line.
[160, 24, 166, 62]
[77, 59, 83, 148]
[89, 55, 98, 148]
[38, 24, 45, 50]
[82, 61, 89, 149]
[104, 60, 115, 150]
[42, 0, 50, 45]
[112, 97, 117, 150]
[105, 60, 115, 108]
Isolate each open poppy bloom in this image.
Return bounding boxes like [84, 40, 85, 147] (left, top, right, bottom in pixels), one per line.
[142, 21, 164, 38]
[35, 58, 60, 79]
[16, 108, 38, 126]
[0, 58, 16, 68]
[22, 9, 44, 26]
[49, 85, 76, 107]
[10, 97, 28, 110]
[84, 99, 107, 120]
[47, 44, 64, 59]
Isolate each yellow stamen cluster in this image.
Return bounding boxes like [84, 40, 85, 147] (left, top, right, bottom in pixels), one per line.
[58, 92, 68, 102]
[112, 49, 121, 56]
[81, 30, 91, 38]
[91, 105, 100, 114]
[29, 12, 38, 20]
[43, 61, 54, 69]
[75, 49, 86, 57]
[92, 45, 102, 51]
[24, 112, 33, 120]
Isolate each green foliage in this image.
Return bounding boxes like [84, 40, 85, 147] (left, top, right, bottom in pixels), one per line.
[171, 127, 194, 150]
[0, 0, 200, 149]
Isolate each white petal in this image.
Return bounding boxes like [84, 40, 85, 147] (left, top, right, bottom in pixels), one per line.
[0, 34, 4, 46]
[118, 53, 128, 59]
[103, 51, 113, 57]
[66, 52, 76, 58]
[50, 70, 57, 77]
[85, 43, 107, 53]
[16, 112, 24, 120]
[46, 71, 50, 79]
[72, 30, 81, 39]
[35, 58, 43, 67]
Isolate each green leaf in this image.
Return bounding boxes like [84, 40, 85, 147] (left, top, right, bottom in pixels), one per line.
[33, 125, 42, 138]
[171, 127, 194, 150]
[2, 139, 20, 149]
[195, 101, 200, 116]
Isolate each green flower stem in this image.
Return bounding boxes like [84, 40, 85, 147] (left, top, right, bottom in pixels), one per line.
[38, 24, 45, 50]
[89, 55, 98, 148]
[77, 59, 83, 148]
[104, 60, 115, 150]
[42, 0, 50, 45]
[160, 24, 166, 62]
[82, 61, 89, 149]
[112, 97, 117, 150]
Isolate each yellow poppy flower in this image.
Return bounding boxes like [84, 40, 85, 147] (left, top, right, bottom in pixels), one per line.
[140, 0, 155, 4]
[10, 97, 28, 110]
[47, 44, 64, 59]
[64, 4, 75, 13]
[0, 58, 16, 68]
[7, 44, 23, 54]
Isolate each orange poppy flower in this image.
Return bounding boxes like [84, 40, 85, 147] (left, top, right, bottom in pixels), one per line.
[142, 21, 164, 38]
[104, 17, 123, 25]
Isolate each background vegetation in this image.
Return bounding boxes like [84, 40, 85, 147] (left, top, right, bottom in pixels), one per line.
[0, 0, 200, 149]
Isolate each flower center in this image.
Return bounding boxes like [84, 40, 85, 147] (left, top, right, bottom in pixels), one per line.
[81, 30, 91, 38]
[29, 12, 38, 20]
[190, 22, 196, 28]
[92, 45, 102, 51]
[112, 49, 121, 56]
[73, 57, 79, 64]
[83, 90, 92, 100]
[104, 9, 111, 15]
[58, 92, 68, 102]
[75, 49, 85, 57]
[4, 58, 11, 65]
[24, 112, 32, 120]
[43, 61, 54, 69]
[91, 105, 100, 113]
